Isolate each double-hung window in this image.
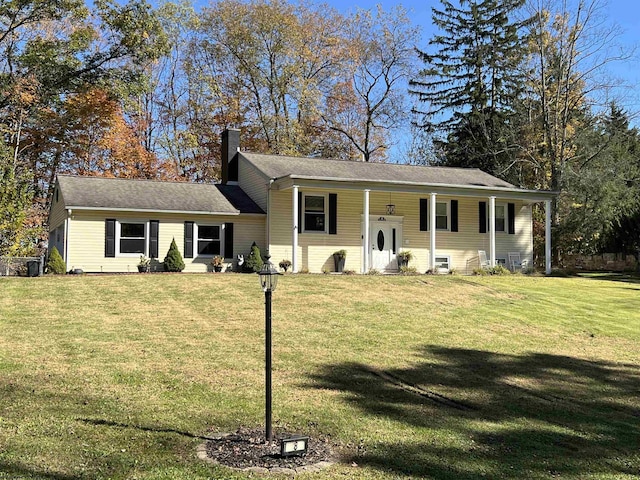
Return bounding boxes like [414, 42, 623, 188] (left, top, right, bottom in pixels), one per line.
[303, 194, 326, 232]
[495, 204, 506, 232]
[119, 222, 146, 254]
[197, 225, 221, 256]
[435, 202, 448, 230]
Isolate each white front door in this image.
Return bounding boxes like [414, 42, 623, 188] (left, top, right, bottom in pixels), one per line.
[370, 222, 397, 271]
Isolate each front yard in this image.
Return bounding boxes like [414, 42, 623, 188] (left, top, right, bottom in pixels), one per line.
[0, 273, 638, 479]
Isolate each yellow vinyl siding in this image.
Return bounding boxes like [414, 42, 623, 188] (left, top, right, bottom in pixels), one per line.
[66, 211, 265, 273]
[238, 157, 269, 211]
[48, 183, 67, 231]
[268, 187, 533, 273]
[269, 188, 364, 272]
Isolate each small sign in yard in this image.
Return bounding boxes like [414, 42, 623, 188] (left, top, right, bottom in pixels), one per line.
[280, 435, 309, 457]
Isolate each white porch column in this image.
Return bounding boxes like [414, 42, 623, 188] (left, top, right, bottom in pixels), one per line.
[363, 189, 370, 273]
[292, 185, 299, 273]
[430, 192, 437, 270]
[545, 199, 552, 274]
[489, 196, 496, 267]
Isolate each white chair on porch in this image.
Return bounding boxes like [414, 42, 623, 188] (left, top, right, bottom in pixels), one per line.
[478, 250, 491, 270]
[508, 252, 527, 272]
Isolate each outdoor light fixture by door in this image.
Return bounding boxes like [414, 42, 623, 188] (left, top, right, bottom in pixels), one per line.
[386, 193, 395, 215]
[258, 254, 281, 442]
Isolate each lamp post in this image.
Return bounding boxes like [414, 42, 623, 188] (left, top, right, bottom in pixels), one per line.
[258, 254, 281, 442]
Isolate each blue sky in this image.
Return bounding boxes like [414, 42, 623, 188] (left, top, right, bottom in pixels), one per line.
[329, 0, 640, 110]
[180, 0, 640, 108]
[178, 0, 640, 154]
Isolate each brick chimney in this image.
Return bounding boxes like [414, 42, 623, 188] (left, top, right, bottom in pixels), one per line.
[221, 128, 240, 184]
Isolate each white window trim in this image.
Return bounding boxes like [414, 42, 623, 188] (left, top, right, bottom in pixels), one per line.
[485, 203, 509, 233]
[434, 255, 451, 272]
[302, 193, 328, 234]
[495, 203, 507, 233]
[428, 200, 450, 231]
[194, 223, 224, 258]
[116, 220, 148, 257]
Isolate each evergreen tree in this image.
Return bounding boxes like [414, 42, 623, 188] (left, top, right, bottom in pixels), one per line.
[163, 238, 185, 272]
[244, 242, 263, 273]
[46, 246, 66, 274]
[556, 104, 640, 255]
[409, 0, 530, 175]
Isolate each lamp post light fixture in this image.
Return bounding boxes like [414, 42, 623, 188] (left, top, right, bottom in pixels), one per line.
[258, 254, 281, 442]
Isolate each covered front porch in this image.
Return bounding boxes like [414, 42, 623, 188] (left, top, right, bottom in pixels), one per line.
[270, 180, 554, 275]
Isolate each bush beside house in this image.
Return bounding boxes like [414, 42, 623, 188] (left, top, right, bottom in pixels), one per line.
[46, 246, 66, 274]
[163, 238, 185, 272]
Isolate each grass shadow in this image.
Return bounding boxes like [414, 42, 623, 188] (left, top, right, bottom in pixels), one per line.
[0, 461, 81, 480]
[78, 418, 212, 440]
[308, 346, 640, 479]
[576, 272, 640, 284]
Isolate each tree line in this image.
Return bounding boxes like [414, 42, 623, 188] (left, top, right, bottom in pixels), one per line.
[1, 0, 638, 264]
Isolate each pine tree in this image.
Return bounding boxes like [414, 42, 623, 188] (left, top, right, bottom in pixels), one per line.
[409, 0, 530, 175]
[244, 242, 263, 273]
[163, 238, 185, 272]
[46, 246, 66, 274]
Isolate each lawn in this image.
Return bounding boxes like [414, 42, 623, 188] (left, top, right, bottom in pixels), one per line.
[0, 272, 639, 479]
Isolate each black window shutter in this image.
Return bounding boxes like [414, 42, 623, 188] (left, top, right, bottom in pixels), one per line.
[508, 203, 516, 235]
[149, 220, 159, 258]
[298, 191, 302, 231]
[451, 200, 459, 232]
[419, 198, 428, 231]
[224, 223, 234, 259]
[479, 202, 487, 233]
[329, 193, 337, 235]
[184, 221, 194, 258]
[105, 219, 116, 257]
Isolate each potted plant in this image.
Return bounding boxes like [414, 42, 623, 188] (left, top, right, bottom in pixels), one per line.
[211, 255, 224, 272]
[279, 259, 292, 272]
[397, 250, 413, 268]
[333, 249, 347, 273]
[137, 255, 151, 273]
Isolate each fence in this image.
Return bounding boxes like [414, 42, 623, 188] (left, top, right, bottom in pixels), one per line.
[0, 256, 45, 277]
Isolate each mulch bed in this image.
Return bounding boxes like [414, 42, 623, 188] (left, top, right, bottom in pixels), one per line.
[202, 426, 335, 472]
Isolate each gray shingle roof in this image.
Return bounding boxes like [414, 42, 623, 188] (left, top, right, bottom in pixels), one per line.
[57, 175, 264, 214]
[241, 152, 516, 189]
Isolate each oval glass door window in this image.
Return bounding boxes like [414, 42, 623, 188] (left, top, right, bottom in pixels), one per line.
[377, 230, 385, 251]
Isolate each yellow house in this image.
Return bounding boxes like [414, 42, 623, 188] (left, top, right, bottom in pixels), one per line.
[49, 129, 556, 274]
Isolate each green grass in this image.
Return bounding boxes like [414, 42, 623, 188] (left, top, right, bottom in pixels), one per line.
[1, 272, 639, 479]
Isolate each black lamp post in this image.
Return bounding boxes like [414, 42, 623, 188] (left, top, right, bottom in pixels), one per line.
[258, 254, 281, 442]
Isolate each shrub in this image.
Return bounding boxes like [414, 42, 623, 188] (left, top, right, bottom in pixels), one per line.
[472, 267, 489, 276]
[399, 265, 418, 275]
[490, 265, 511, 275]
[46, 246, 66, 274]
[245, 242, 263, 273]
[163, 238, 185, 272]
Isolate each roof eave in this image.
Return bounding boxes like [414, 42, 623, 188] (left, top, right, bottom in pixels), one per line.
[271, 175, 557, 200]
[65, 206, 244, 216]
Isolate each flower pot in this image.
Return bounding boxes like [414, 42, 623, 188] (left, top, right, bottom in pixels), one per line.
[333, 254, 345, 273]
[398, 257, 409, 268]
[138, 265, 150, 273]
[213, 265, 223, 273]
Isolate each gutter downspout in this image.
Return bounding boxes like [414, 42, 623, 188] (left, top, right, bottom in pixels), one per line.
[267, 179, 273, 254]
[64, 209, 71, 270]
